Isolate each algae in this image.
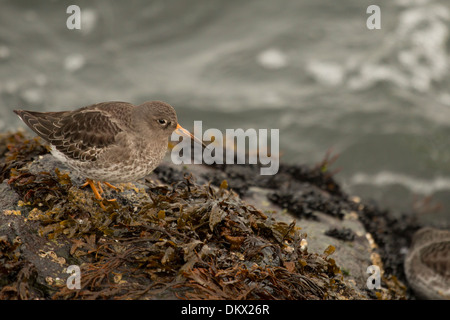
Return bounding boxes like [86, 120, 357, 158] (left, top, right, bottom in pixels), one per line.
[0, 131, 411, 300]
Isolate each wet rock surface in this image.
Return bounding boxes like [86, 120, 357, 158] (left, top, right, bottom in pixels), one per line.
[0, 131, 424, 299]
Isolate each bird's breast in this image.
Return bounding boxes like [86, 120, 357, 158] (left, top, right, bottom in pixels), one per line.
[49, 136, 169, 183]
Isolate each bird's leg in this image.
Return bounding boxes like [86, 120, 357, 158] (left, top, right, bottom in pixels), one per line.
[100, 182, 118, 202]
[81, 178, 103, 200]
[80, 180, 89, 188]
[80, 179, 117, 209]
[103, 181, 119, 191]
[96, 181, 104, 195]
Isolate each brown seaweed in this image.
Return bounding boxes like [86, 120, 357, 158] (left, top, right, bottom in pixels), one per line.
[0, 131, 409, 300]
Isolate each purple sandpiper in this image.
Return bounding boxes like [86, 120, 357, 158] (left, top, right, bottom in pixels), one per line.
[14, 101, 203, 207]
[404, 227, 450, 299]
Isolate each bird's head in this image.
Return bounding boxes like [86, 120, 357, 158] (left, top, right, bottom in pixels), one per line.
[134, 101, 205, 147]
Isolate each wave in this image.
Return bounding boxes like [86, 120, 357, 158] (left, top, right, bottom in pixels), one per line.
[348, 171, 450, 194]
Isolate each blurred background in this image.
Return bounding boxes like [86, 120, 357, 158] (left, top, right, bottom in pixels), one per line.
[0, 0, 449, 227]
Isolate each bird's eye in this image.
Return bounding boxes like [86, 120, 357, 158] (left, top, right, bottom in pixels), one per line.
[157, 119, 168, 126]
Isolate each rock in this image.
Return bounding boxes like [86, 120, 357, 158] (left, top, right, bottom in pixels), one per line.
[0, 131, 410, 300]
[242, 186, 373, 296]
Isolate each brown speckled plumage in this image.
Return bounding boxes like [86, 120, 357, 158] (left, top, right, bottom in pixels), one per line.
[14, 101, 180, 184]
[404, 227, 450, 300]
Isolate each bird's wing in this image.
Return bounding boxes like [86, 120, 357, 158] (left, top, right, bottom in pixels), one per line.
[14, 105, 128, 162]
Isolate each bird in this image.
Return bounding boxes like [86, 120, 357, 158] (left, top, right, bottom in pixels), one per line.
[404, 227, 450, 300]
[14, 100, 203, 208]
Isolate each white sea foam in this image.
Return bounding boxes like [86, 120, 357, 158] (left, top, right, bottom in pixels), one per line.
[306, 61, 344, 87]
[349, 171, 450, 194]
[64, 53, 85, 72]
[257, 48, 287, 70]
[347, 3, 450, 93]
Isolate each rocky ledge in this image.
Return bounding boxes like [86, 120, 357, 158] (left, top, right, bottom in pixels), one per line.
[0, 131, 423, 299]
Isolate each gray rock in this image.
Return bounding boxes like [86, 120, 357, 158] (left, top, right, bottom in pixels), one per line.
[0, 141, 404, 299]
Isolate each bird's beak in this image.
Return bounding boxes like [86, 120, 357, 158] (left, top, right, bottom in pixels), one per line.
[175, 123, 207, 148]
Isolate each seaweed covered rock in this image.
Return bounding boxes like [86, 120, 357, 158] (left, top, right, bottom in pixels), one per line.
[0, 131, 407, 300]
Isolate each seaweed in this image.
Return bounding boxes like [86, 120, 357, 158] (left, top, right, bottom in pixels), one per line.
[0, 131, 48, 181]
[8, 169, 71, 210]
[357, 200, 421, 293]
[325, 228, 356, 241]
[0, 235, 45, 299]
[0, 131, 407, 300]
